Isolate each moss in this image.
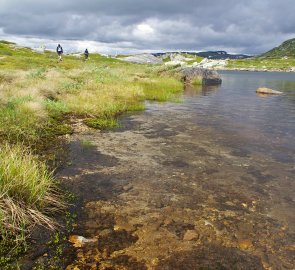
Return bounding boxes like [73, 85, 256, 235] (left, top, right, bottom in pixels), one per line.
[44, 122, 73, 136]
[0, 231, 27, 269]
[80, 139, 96, 148]
[84, 118, 119, 129]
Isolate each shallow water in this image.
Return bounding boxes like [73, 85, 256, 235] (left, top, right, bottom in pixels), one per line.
[185, 71, 295, 163]
[62, 71, 295, 269]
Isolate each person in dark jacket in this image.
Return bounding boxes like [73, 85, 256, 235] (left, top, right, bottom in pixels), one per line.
[56, 44, 63, 62]
[84, 48, 89, 61]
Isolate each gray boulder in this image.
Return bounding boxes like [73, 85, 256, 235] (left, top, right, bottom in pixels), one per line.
[179, 67, 222, 85]
[119, 54, 163, 64]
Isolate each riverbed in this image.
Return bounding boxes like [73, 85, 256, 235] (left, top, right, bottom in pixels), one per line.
[61, 71, 295, 269]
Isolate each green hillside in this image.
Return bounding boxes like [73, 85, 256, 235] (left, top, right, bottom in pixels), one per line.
[259, 38, 295, 58]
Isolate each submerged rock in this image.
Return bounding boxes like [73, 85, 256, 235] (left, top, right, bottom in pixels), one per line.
[256, 87, 283, 95]
[183, 230, 199, 241]
[68, 235, 97, 248]
[179, 67, 222, 85]
[238, 239, 254, 250]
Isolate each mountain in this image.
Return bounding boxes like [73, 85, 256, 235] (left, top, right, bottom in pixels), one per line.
[195, 51, 250, 59]
[153, 51, 251, 60]
[259, 38, 295, 58]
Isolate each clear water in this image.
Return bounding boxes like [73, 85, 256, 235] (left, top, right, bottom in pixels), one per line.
[183, 71, 295, 163]
[63, 70, 295, 269]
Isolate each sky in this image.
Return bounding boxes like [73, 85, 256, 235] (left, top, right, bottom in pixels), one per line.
[0, 0, 294, 55]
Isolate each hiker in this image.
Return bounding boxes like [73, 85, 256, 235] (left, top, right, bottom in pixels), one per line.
[84, 48, 89, 61]
[56, 44, 63, 62]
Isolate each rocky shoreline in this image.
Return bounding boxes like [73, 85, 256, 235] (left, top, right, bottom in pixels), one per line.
[118, 53, 295, 73]
[216, 67, 295, 73]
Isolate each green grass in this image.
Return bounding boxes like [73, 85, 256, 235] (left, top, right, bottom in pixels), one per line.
[0, 96, 45, 144]
[0, 143, 63, 235]
[227, 57, 295, 70]
[84, 118, 119, 129]
[138, 77, 183, 101]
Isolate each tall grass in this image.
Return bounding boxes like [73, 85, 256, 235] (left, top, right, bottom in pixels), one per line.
[0, 144, 64, 236]
[138, 77, 183, 101]
[0, 96, 46, 144]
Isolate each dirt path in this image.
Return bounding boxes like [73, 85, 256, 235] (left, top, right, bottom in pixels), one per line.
[59, 104, 295, 270]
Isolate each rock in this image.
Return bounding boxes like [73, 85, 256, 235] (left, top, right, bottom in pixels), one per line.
[238, 239, 253, 250]
[179, 67, 222, 85]
[256, 87, 283, 95]
[123, 183, 133, 192]
[69, 235, 97, 248]
[193, 58, 228, 69]
[71, 53, 82, 58]
[85, 220, 98, 228]
[119, 53, 163, 64]
[164, 60, 186, 66]
[183, 230, 199, 241]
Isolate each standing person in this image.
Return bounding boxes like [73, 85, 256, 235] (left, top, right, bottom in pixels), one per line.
[84, 48, 89, 61]
[56, 44, 63, 62]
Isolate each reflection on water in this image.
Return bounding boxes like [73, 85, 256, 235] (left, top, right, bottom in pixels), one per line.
[183, 71, 295, 163]
[184, 84, 221, 97]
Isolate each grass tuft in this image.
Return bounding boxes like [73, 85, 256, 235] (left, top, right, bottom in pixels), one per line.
[138, 77, 183, 101]
[0, 143, 65, 237]
[84, 118, 119, 129]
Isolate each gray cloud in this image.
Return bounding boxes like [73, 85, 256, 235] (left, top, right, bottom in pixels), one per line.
[0, 0, 294, 54]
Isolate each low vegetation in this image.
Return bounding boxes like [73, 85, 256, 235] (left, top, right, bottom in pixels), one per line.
[0, 40, 184, 261]
[227, 57, 295, 70]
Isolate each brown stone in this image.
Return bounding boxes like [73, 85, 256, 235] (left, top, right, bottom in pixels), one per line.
[85, 220, 98, 229]
[238, 239, 253, 250]
[183, 230, 199, 241]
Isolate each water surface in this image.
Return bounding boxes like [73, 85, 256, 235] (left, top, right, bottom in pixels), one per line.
[63, 71, 295, 269]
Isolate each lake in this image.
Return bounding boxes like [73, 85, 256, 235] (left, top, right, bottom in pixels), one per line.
[62, 71, 295, 269]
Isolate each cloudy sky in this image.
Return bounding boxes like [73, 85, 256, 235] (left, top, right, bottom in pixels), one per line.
[0, 0, 294, 55]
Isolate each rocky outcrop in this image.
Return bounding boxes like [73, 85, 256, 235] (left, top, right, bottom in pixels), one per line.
[179, 67, 222, 85]
[165, 60, 186, 66]
[193, 58, 228, 69]
[256, 87, 283, 95]
[119, 54, 163, 64]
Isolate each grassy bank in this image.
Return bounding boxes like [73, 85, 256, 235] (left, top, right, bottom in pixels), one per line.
[227, 57, 295, 71]
[0, 40, 183, 261]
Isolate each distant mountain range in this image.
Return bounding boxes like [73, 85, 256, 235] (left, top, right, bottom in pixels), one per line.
[258, 38, 295, 58]
[153, 51, 251, 60]
[153, 38, 295, 60]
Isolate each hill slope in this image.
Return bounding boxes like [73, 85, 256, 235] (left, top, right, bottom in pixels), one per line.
[259, 38, 295, 58]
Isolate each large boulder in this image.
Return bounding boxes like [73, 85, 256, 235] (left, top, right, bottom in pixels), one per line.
[119, 54, 163, 64]
[256, 87, 283, 95]
[179, 67, 222, 85]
